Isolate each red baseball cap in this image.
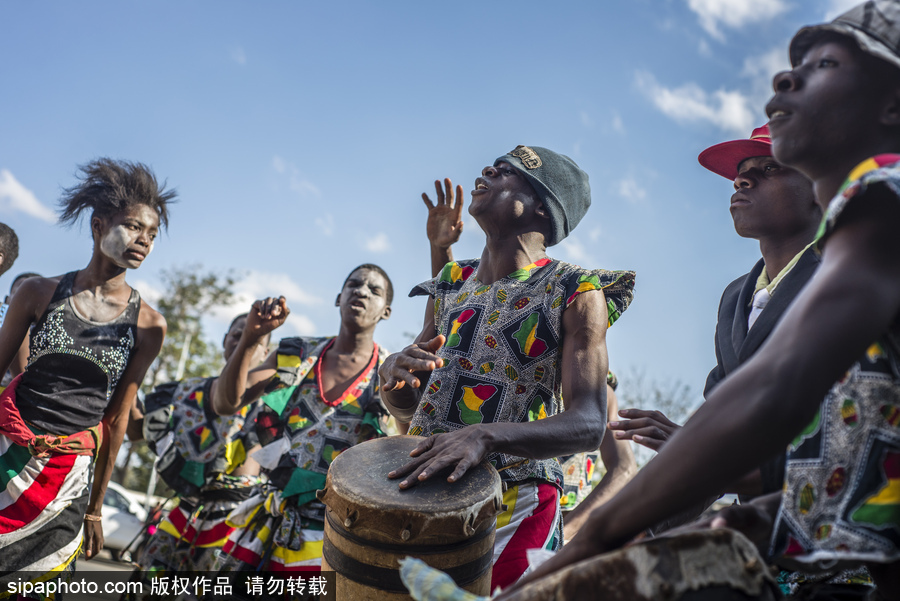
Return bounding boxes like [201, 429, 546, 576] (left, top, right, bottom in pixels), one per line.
[698, 124, 771, 180]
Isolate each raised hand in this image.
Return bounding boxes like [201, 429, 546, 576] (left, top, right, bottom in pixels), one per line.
[244, 296, 290, 342]
[423, 178, 464, 250]
[608, 408, 680, 452]
[379, 335, 445, 392]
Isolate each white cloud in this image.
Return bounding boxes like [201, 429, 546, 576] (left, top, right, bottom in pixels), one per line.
[131, 279, 165, 306]
[272, 156, 320, 198]
[362, 232, 391, 253]
[230, 270, 323, 309]
[0, 169, 56, 223]
[636, 70, 755, 135]
[212, 271, 322, 340]
[580, 111, 594, 128]
[589, 226, 603, 242]
[231, 46, 247, 66]
[698, 38, 712, 57]
[611, 112, 625, 134]
[314, 213, 334, 236]
[616, 176, 648, 202]
[742, 47, 789, 83]
[687, 0, 789, 41]
[558, 236, 589, 263]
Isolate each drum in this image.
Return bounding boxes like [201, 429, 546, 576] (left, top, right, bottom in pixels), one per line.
[508, 529, 780, 601]
[318, 435, 503, 600]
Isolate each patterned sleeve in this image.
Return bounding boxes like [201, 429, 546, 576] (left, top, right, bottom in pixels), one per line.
[819, 157, 900, 247]
[409, 259, 480, 332]
[264, 336, 323, 392]
[562, 268, 636, 327]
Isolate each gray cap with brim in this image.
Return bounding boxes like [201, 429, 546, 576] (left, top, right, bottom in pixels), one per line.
[493, 145, 591, 247]
[790, 0, 900, 71]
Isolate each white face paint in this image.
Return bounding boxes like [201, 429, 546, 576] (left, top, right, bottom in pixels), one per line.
[97, 205, 158, 269]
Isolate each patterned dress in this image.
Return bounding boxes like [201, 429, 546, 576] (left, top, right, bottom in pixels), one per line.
[770, 155, 900, 573]
[409, 258, 635, 588]
[0, 271, 140, 585]
[215, 336, 389, 572]
[136, 376, 265, 573]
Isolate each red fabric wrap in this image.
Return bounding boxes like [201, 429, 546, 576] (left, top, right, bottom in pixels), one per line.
[0, 374, 101, 457]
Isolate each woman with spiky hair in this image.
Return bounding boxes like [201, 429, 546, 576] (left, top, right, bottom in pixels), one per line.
[0, 159, 172, 583]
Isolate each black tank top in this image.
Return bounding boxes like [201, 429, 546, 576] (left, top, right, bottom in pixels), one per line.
[17, 271, 142, 435]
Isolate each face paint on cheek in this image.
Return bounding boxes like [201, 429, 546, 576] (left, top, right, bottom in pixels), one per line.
[99, 225, 139, 265]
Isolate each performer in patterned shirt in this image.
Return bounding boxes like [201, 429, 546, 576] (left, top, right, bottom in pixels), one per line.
[504, 3, 900, 599]
[380, 146, 635, 589]
[211, 264, 393, 571]
[127, 313, 270, 576]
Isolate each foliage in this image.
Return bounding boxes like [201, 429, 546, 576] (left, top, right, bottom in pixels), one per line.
[615, 368, 703, 467]
[145, 264, 237, 389]
[114, 264, 236, 493]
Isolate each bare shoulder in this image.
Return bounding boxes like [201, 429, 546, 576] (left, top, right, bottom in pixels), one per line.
[565, 287, 608, 323]
[14, 275, 64, 316]
[136, 299, 166, 349]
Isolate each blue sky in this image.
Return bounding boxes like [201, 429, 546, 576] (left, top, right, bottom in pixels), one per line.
[0, 0, 857, 405]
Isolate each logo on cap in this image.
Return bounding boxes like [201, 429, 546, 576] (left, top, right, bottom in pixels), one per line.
[509, 145, 542, 170]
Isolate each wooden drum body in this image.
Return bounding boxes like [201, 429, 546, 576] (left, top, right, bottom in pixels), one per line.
[318, 435, 503, 600]
[509, 529, 780, 601]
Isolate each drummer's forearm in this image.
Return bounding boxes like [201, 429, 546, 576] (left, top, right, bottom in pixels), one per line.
[381, 387, 422, 423]
[482, 408, 606, 460]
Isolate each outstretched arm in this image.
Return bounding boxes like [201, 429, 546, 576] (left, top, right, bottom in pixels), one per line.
[424, 178, 464, 277]
[563, 385, 637, 541]
[502, 187, 900, 595]
[84, 305, 165, 560]
[388, 290, 610, 488]
[212, 297, 288, 416]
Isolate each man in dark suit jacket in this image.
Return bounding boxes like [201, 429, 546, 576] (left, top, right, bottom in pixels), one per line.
[608, 124, 821, 500]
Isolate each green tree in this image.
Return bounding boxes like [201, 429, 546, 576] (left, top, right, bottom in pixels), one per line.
[114, 265, 237, 494]
[146, 264, 238, 388]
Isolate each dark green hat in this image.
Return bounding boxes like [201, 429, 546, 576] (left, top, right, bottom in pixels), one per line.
[494, 145, 591, 246]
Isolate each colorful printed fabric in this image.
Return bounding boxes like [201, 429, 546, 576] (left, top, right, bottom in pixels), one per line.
[214, 487, 325, 572]
[491, 481, 561, 590]
[137, 474, 261, 573]
[0, 374, 100, 583]
[770, 156, 900, 571]
[0, 430, 93, 575]
[409, 259, 634, 487]
[143, 377, 263, 498]
[215, 336, 389, 570]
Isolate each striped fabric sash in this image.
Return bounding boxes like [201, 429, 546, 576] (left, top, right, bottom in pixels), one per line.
[0, 374, 101, 458]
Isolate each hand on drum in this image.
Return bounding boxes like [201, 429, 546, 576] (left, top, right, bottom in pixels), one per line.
[388, 426, 491, 489]
[380, 335, 445, 392]
[608, 408, 680, 451]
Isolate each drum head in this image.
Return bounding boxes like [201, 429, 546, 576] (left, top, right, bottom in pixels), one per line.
[327, 435, 501, 513]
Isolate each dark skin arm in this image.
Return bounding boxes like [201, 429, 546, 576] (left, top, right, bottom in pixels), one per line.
[126, 398, 144, 441]
[608, 408, 764, 496]
[500, 187, 900, 596]
[424, 178, 464, 277]
[84, 304, 165, 559]
[212, 297, 289, 416]
[562, 385, 637, 541]
[382, 290, 610, 488]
